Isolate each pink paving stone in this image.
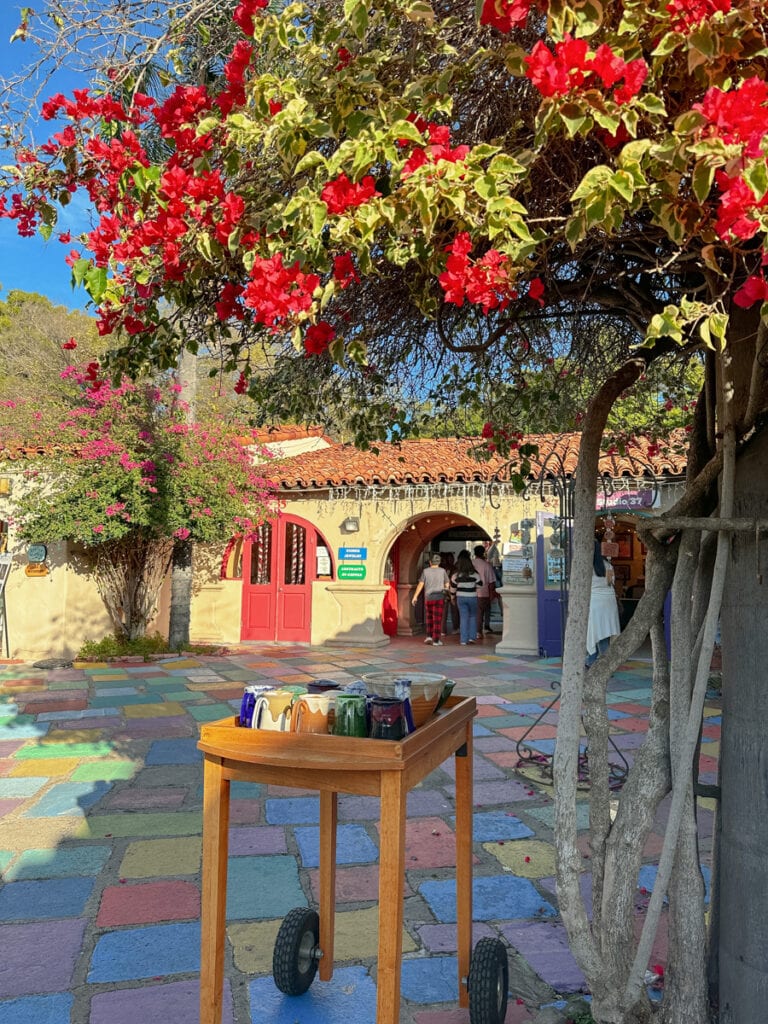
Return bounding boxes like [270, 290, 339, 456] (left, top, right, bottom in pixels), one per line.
[612, 702, 652, 715]
[307, 863, 413, 903]
[0, 758, 17, 776]
[96, 880, 200, 927]
[90, 979, 234, 1024]
[106, 787, 189, 810]
[611, 716, 650, 734]
[18, 698, 88, 715]
[0, 741, 26, 757]
[0, 919, 86, 996]
[702, 725, 720, 740]
[414, 1001, 533, 1023]
[17, 688, 86, 703]
[699, 755, 719, 772]
[496, 725, 559, 741]
[229, 799, 263, 824]
[476, 705, 509, 718]
[0, 797, 24, 815]
[375, 817, 480, 870]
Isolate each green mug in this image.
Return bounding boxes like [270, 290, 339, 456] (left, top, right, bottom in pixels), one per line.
[280, 685, 308, 696]
[333, 694, 368, 738]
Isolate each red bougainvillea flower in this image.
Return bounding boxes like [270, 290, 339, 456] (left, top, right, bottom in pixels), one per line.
[321, 173, 379, 215]
[733, 274, 768, 308]
[333, 252, 360, 288]
[62, 338, 78, 350]
[696, 77, 768, 159]
[401, 124, 470, 178]
[439, 232, 517, 313]
[304, 321, 335, 356]
[243, 254, 320, 327]
[528, 277, 545, 306]
[525, 36, 647, 104]
[666, 0, 731, 34]
[335, 47, 354, 70]
[480, 0, 534, 32]
[233, 0, 268, 37]
[234, 372, 248, 395]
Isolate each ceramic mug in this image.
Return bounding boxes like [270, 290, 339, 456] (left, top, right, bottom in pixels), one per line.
[307, 679, 341, 695]
[369, 697, 410, 741]
[280, 685, 309, 696]
[290, 693, 334, 735]
[239, 684, 275, 728]
[332, 694, 368, 737]
[252, 689, 295, 731]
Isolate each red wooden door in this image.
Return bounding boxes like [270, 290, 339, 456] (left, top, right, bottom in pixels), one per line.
[241, 517, 317, 642]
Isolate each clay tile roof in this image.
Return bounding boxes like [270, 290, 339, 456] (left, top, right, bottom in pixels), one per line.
[272, 431, 688, 490]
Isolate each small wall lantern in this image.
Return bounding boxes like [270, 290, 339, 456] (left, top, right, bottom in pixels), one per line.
[341, 516, 360, 534]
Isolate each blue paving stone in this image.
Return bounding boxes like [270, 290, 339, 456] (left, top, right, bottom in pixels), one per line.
[145, 738, 201, 765]
[88, 921, 200, 982]
[472, 723, 494, 737]
[0, 703, 19, 716]
[249, 966, 377, 1023]
[519, 738, 586, 756]
[0, 878, 94, 921]
[294, 825, 378, 868]
[462, 811, 536, 842]
[93, 686, 140, 697]
[23, 781, 112, 818]
[4, 846, 111, 881]
[401, 955, 462, 1003]
[606, 709, 632, 720]
[707, 715, 721, 725]
[498, 702, 550, 717]
[0, 993, 74, 1024]
[638, 863, 711, 904]
[36, 708, 117, 722]
[0, 720, 49, 739]
[419, 875, 556, 923]
[0, 778, 47, 798]
[226, 856, 306, 920]
[265, 796, 320, 825]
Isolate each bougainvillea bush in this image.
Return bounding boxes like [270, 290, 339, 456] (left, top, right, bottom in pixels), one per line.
[3, 1, 768, 1021]
[13, 360, 276, 638]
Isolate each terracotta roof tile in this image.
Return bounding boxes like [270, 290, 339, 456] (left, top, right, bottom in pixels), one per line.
[272, 432, 688, 490]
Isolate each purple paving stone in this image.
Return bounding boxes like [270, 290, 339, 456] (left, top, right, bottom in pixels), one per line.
[0, 992, 73, 1024]
[0, 919, 86, 996]
[440, 754, 506, 781]
[473, 735, 518, 753]
[611, 733, 647, 750]
[115, 718, 194, 739]
[417, 921, 496, 953]
[539, 873, 593, 918]
[228, 826, 287, 856]
[445, 779, 534, 806]
[501, 921, 587, 993]
[406, 789, 455, 817]
[0, 798, 23, 815]
[248, 965, 376, 1024]
[90, 979, 234, 1024]
[338, 795, 381, 820]
[0, 741, 26, 757]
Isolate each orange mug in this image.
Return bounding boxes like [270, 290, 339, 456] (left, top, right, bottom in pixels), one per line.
[290, 693, 334, 735]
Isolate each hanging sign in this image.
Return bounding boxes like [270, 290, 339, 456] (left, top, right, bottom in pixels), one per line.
[338, 547, 367, 561]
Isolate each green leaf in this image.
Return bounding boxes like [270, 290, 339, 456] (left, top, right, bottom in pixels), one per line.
[404, 1, 435, 26]
[743, 160, 768, 202]
[652, 31, 685, 57]
[71, 258, 91, 288]
[571, 165, 613, 201]
[344, 0, 369, 40]
[85, 266, 108, 304]
[691, 160, 715, 204]
[294, 150, 328, 176]
[609, 170, 635, 203]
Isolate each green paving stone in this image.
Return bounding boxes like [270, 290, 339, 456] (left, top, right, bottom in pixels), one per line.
[78, 811, 202, 839]
[89, 694, 158, 708]
[120, 836, 201, 877]
[47, 682, 89, 691]
[143, 679, 186, 689]
[186, 704, 234, 722]
[13, 741, 114, 759]
[527, 801, 591, 831]
[156, 690, 200, 703]
[4, 845, 111, 880]
[71, 761, 139, 781]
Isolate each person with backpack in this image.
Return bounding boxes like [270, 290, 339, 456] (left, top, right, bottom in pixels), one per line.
[450, 549, 482, 646]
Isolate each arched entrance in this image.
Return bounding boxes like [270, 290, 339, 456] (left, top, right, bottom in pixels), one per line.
[240, 515, 332, 643]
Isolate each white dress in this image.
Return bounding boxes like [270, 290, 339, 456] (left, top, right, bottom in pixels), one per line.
[586, 562, 621, 656]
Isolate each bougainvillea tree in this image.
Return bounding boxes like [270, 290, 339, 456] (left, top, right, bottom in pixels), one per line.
[12, 359, 276, 639]
[3, 1, 768, 1021]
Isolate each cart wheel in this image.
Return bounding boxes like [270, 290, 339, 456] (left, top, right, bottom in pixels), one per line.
[273, 907, 320, 995]
[468, 937, 509, 1024]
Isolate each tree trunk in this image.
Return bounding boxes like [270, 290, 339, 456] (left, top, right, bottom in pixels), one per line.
[715, 426, 768, 1022]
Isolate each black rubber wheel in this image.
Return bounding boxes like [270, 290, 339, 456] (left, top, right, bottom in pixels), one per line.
[468, 937, 509, 1024]
[272, 906, 320, 995]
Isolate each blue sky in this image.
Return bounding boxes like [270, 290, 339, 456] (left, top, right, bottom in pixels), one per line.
[0, 6, 93, 313]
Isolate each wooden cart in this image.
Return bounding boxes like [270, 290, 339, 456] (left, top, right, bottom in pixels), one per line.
[197, 695, 509, 1024]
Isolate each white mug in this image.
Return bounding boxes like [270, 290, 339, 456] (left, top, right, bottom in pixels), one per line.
[252, 689, 294, 731]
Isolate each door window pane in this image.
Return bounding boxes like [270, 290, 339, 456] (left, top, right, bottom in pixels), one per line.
[250, 523, 272, 585]
[284, 522, 306, 585]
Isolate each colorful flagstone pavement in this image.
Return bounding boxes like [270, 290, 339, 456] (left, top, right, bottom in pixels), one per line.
[0, 636, 719, 1024]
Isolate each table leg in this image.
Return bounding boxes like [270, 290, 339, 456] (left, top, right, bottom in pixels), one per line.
[455, 727, 474, 1008]
[318, 790, 337, 981]
[377, 770, 407, 1024]
[200, 755, 230, 1024]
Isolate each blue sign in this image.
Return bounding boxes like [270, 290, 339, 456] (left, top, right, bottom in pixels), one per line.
[338, 547, 367, 561]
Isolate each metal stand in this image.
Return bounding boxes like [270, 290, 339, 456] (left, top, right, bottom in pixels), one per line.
[514, 679, 629, 791]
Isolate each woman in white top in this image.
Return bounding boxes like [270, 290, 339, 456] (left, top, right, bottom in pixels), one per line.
[586, 539, 621, 666]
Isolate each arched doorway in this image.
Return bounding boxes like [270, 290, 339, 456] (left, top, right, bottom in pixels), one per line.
[240, 515, 332, 643]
